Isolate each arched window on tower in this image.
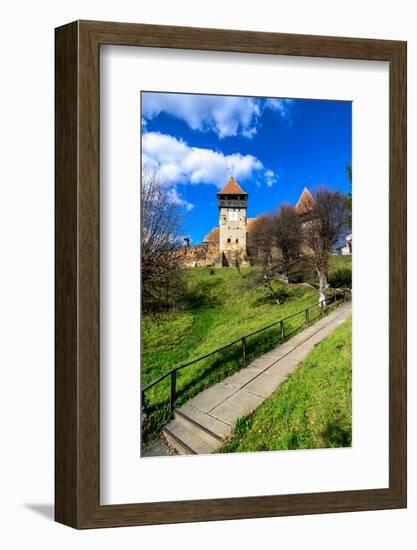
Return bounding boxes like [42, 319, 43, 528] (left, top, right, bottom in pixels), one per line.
[235, 238, 239, 244]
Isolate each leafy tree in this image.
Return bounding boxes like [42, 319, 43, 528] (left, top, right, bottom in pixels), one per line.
[345, 163, 352, 228]
[346, 163, 352, 184]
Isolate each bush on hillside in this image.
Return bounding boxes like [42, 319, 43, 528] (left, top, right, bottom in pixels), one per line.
[328, 267, 352, 289]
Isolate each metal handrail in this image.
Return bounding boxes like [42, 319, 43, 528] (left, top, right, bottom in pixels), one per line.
[142, 289, 350, 412]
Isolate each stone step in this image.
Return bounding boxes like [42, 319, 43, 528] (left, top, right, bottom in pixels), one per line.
[162, 416, 222, 455]
[176, 403, 232, 440]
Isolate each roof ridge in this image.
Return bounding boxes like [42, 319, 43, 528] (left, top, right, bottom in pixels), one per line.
[218, 176, 248, 195]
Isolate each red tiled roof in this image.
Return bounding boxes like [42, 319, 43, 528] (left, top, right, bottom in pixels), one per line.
[294, 187, 317, 215]
[217, 177, 248, 196]
[203, 227, 220, 243]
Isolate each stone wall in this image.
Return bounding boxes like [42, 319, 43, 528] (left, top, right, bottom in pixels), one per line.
[179, 243, 221, 268]
[179, 242, 250, 269]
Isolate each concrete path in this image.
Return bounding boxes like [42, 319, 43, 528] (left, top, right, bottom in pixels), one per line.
[142, 436, 177, 457]
[154, 301, 352, 456]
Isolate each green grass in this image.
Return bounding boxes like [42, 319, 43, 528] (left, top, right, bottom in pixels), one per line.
[305, 255, 352, 287]
[218, 315, 352, 453]
[141, 266, 340, 442]
[329, 254, 352, 274]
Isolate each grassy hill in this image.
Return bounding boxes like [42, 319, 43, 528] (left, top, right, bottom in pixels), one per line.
[329, 254, 352, 273]
[141, 266, 343, 442]
[218, 315, 352, 453]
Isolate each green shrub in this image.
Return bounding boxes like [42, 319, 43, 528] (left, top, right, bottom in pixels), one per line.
[234, 414, 254, 436]
[288, 271, 304, 284]
[328, 267, 352, 288]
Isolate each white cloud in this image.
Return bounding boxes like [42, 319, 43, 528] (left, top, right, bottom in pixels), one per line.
[142, 93, 293, 139]
[166, 188, 194, 211]
[242, 126, 258, 139]
[264, 98, 293, 119]
[265, 168, 278, 187]
[142, 132, 266, 189]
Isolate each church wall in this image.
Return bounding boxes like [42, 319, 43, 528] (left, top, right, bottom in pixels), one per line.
[179, 243, 220, 268]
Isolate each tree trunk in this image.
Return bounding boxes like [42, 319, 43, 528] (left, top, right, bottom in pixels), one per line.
[318, 270, 328, 310]
[279, 273, 289, 284]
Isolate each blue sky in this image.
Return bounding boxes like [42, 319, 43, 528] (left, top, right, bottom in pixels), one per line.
[141, 92, 352, 243]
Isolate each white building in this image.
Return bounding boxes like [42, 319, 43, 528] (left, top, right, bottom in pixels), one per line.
[337, 233, 352, 255]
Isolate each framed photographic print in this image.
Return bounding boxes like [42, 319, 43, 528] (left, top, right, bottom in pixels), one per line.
[55, 20, 407, 528]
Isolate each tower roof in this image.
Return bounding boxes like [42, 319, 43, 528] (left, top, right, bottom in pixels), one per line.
[217, 177, 248, 196]
[203, 227, 220, 243]
[294, 187, 317, 215]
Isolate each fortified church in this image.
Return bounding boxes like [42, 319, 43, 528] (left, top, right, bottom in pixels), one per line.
[182, 177, 317, 268]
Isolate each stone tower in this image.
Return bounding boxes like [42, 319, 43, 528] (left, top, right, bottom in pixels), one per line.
[217, 177, 248, 265]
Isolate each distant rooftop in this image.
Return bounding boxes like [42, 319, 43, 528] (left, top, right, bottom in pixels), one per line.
[217, 176, 248, 196]
[294, 187, 317, 215]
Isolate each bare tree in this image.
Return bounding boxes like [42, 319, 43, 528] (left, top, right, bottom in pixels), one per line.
[261, 270, 286, 305]
[245, 266, 288, 306]
[303, 188, 350, 308]
[247, 214, 273, 266]
[141, 167, 184, 311]
[234, 255, 242, 276]
[271, 204, 302, 282]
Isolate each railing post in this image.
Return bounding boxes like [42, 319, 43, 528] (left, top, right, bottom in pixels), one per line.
[280, 320, 284, 339]
[242, 337, 247, 365]
[170, 369, 177, 412]
[305, 307, 309, 324]
[141, 390, 146, 415]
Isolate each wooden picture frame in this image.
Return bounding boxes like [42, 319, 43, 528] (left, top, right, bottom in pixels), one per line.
[55, 20, 407, 528]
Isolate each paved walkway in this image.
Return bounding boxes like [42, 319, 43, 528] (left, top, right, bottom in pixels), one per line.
[145, 301, 352, 456]
[142, 436, 177, 457]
